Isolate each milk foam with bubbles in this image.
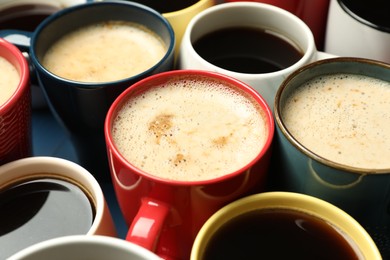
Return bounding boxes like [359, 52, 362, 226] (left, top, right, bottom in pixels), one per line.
[42, 21, 166, 83]
[0, 56, 19, 106]
[112, 77, 268, 181]
[282, 74, 390, 170]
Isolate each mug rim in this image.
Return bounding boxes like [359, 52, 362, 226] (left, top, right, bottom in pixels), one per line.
[0, 38, 29, 111]
[7, 235, 161, 260]
[274, 57, 390, 174]
[337, 0, 390, 33]
[191, 191, 381, 260]
[30, 1, 175, 88]
[180, 1, 316, 79]
[104, 69, 275, 186]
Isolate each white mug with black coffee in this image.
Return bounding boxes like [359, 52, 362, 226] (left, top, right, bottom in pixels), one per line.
[178, 2, 334, 109]
[0, 156, 116, 259]
[325, 0, 390, 63]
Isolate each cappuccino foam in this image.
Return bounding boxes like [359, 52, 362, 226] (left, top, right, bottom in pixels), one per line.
[0, 57, 19, 106]
[282, 74, 390, 170]
[42, 21, 167, 82]
[112, 76, 268, 181]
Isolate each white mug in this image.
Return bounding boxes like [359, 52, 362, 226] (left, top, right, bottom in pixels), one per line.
[325, 0, 390, 63]
[0, 156, 116, 259]
[8, 235, 161, 260]
[178, 2, 334, 110]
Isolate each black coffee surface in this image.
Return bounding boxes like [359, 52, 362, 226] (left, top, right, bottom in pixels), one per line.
[193, 27, 303, 74]
[0, 4, 59, 30]
[130, 0, 198, 13]
[204, 208, 362, 259]
[339, 0, 390, 32]
[0, 177, 95, 259]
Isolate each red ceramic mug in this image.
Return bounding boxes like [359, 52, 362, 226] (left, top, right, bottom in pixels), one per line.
[0, 38, 31, 165]
[104, 70, 274, 259]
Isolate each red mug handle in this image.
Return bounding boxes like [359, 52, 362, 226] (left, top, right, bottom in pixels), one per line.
[126, 197, 180, 259]
[126, 197, 169, 249]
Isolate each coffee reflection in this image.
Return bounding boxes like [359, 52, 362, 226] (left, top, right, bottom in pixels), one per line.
[193, 26, 303, 74]
[204, 208, 364, 259]
[0, 177, 95, 259]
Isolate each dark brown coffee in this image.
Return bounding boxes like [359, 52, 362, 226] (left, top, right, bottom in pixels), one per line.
[128, 0, 198, 13]
[0, 177, 95, 259]
[0, 4, 60, 31]
[203, 208, 363, 259]
[339, 0, 390, 32]
[193, 27, 303, 74]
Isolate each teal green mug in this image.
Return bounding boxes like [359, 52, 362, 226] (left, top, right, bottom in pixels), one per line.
[273, 57, 390, 258]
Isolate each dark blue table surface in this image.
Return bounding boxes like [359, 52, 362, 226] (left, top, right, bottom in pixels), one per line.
[32, 107, 128, 239]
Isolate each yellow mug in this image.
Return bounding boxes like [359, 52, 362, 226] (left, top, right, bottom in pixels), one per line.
[192, 192, 381, 259]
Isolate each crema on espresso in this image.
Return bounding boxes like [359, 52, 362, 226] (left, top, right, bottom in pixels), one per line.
[0, 57, 19, 106]
[42, 21, 167, 82]
[112, 76, 268, 181]
[282, 74, 390, 170]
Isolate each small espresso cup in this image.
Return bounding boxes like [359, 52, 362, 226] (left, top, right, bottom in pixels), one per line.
[0, 38, 31, 165]
[8, 235, 160, 260]
[6, 1, 175, 183]
[178, 2, 334, 109]
[273, 57, 390, 258]
[0, 156, 116, 259]
[325, 0, 390, 63]
[105, 70, 274, 259]
[191, 192, 381, 259]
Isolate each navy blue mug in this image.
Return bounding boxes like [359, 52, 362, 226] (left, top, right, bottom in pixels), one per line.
[2, 1, 175, 183]
[0, 0, 93, 108]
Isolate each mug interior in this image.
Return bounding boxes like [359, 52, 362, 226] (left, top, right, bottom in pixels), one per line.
[337, 0, 390, 33]
[31, 1, 174, 83]
[0, 157, 103, 259]
[275, 57, 390, 173]
[0, 156, 98, 204]
[192, 192, 380, 259]
[188, 2, 314, 73]
[106, 70, 274, 185]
